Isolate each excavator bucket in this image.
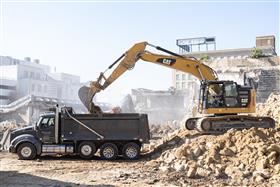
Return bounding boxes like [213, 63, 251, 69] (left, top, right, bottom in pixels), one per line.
[78, 86, 95, 112]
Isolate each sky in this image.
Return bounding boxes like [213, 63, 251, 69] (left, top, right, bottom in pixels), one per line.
[0, 0, 279, 104]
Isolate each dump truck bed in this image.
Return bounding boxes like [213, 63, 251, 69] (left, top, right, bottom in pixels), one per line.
[60, 113, 150, 143]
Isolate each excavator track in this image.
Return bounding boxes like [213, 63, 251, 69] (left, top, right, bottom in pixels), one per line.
[185, 115, 275, 134]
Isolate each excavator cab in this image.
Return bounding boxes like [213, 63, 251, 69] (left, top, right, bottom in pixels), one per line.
[199, 81, 251, 114]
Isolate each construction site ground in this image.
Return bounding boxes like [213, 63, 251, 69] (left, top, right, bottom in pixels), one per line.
[0, 143, 233, 187]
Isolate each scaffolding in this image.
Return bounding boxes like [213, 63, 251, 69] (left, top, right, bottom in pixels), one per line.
[176, 36, 216, 53]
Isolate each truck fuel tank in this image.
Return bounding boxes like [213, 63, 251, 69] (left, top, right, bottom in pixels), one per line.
[42, 144, 74, 154]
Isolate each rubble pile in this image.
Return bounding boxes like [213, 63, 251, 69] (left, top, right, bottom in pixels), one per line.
[148, 127, 280, 185]
[149, 121, 181, 137]
[0, 120, 18, 133]
[256, 92, 280, 126]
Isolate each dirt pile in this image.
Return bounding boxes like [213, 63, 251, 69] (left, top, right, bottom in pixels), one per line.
[147, 127, 280, 185]
[149, 121, 181, 137]
[256, 92, 280, 126]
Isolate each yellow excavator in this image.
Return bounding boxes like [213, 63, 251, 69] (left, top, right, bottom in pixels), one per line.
[78, 42, 275, 133]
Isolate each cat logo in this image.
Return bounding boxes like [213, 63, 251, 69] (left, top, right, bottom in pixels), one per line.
[156, 58, 176, 66]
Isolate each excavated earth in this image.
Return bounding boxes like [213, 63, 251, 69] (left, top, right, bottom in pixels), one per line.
[0, 93, 280, 186]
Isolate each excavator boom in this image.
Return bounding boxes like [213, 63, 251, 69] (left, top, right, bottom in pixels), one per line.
[78, 41, 217, 113]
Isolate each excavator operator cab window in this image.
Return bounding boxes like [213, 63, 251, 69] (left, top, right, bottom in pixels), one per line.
[206, 83, 224, 108]
[224, 83, 239, 107]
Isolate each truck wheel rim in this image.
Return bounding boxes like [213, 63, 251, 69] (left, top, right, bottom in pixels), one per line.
[126, 147, 137, 158]
[103, 147, 114, 158]
[21, 147, 32, 158]
[81, 145, 92, 156]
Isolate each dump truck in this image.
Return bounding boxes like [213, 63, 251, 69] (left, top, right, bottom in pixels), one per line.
[9, 106, 150, 160]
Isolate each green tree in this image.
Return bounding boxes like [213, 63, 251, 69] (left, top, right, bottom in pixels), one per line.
[200, 54, 210, 61]
[250, 48, 263, 58]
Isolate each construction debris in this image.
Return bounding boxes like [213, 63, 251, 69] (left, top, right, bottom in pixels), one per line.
[0, 121, 23, 150]
[147, 127, 280, 185]
[144, 93, 280, 185]
[256, 92, 280, 127]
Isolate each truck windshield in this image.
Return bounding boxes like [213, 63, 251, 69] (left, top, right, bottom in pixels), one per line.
[36, 117, 43, 127]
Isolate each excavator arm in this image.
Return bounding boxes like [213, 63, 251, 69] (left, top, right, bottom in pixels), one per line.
[78, 42, 218, 113]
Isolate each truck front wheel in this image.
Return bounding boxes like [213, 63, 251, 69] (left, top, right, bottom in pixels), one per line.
[78, 141, 97, 159]
[122, 142, 140, 160]
[17, 142, 37, 160]
[100, 143, 118, 160]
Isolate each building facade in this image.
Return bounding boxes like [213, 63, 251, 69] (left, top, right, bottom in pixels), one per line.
[0, 56, 81, 105]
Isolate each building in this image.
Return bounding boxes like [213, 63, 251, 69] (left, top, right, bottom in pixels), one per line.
[172, 35, 279, 103]
[130, 88, 188, 123]
[0, 56, 82, 105]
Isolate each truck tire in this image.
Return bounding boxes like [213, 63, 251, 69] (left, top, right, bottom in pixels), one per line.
[78, 141, 97, 159]
[122, 142, 140, 160]
[100, 143, 118, 160]
[17, 142, 37, 160]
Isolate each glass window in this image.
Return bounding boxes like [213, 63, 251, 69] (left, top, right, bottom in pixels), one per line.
[207, 83, 224, 108]
[182, 82, 186, 89]
[36, 73, 41, 80]
[176, 74, 180, 81]
[182, 74, 186, 81]
[30, 72, 34, 79]
[23, 71, 28, 78]
[40, 118, 49, 128]
[38, 85, 41, 92]
[31, 84, 35, 92]
[176, 82, 180, 89]
[48, 118, 55, 126]
[224, 83, 238, 97]
[40, 117, 54, 128]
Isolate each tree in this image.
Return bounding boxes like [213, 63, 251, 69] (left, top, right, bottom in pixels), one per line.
[250, 48, 263, 58]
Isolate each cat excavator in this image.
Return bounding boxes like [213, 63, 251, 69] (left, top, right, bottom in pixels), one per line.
[78, 42, 275, 133]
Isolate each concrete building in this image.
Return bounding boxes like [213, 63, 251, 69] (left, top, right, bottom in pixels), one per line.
[0, 56, 81, 105]
[0, 56, 85, 124]
[130, 88, 188, 123]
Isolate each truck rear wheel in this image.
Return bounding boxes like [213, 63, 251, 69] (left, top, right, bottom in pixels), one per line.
[122, 142, 140, 160]
[100, 143, 118, 160]
[17, 142, 36, 160]
[78, 141, 96, 159]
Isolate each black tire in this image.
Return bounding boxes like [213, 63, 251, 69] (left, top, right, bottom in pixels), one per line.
[78, 141, 97, 159]
[100, 143, 118, 160]
[122, 142, 140, 160]
[17, 142, 37, 160]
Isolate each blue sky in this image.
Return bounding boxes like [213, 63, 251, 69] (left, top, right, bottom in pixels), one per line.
[0, 1, 279, 104]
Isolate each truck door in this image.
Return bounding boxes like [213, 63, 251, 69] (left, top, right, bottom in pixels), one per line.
[39, 117, 55, 143]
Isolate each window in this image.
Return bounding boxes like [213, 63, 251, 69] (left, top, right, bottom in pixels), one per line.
[38, 85, 41, 92]
[176, 82, 180, 89]
[23, 71, 28, 78]
[182, 82, 186, 89]
[176, 74, 180, 81]
[30, 72, 34, 79]
[182, 74, 186, 81]
[36, 73, 41, 80]
[31, 84, 35, 92]
[207, 83, 224, 108]
[224, 83, 238, 97]
[40, 118, 49, 128]
[40, 117, 55, 128]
